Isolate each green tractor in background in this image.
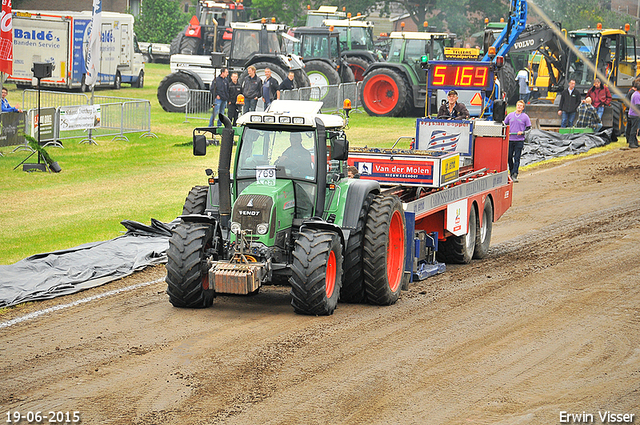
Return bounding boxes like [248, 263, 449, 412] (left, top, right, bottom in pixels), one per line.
[361, 31, 455, 117]
[165, 101, 407, 315]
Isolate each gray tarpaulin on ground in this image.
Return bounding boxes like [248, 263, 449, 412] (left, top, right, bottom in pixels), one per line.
[521, 128, 613, 167]
[0, 219, 177, 308]
[0, 130, 613, 308]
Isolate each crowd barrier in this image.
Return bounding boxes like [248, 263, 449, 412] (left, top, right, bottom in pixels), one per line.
[18, 90, 156, 145]
[184, 82, 363, 122]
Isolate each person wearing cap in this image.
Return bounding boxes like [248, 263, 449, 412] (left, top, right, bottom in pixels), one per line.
[437, 90, 470, 120]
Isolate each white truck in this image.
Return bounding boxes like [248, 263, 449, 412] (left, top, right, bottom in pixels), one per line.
[8, 10, 145, 91]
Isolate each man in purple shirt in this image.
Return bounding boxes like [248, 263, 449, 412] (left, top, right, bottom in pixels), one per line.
[504, 99, 531, 182]
[627, 81, 640, 149]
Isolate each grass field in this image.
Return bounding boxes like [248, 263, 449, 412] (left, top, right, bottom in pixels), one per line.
[0, 63, 419, 265]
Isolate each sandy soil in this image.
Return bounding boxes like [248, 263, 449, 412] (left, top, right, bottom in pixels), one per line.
[1, 147, 639, 425]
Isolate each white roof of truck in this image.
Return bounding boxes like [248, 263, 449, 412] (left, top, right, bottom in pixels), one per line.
[388, 31, 451, 40]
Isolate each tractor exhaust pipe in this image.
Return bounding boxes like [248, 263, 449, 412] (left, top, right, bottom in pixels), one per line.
[218, 114, 234, 229]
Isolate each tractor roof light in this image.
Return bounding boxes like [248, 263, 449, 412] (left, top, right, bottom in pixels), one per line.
[261, 17, 267, 24]
[271, 17, 276, 23]
[264, 115, 276, 123]
[237, 94, 245, 105]
[293, 117, 305, 124]
[250, 115, 262, 122]
[423, 21, 428, 28]
[500, 18, 504, 23]
[488, 46, 496, 57]
[307, 4, 311, 9]
[495, 55, 505, 67]
[329, 25, 334, 32]
[625, 23, 631, 32]
[279, 116, 292, 123]
[597, 22, 603, 30]
[484, 17, 489, 24]
[343, 99, 352, 111]
[347, 12, 352, 18]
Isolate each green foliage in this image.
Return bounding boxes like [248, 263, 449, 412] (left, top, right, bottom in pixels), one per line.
[25, 134, 55, 165]
[532, 0, 628, 30]
[134, 0, 191, 43]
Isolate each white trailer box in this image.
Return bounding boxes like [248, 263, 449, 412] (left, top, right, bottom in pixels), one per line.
[8, 10, 144, 90]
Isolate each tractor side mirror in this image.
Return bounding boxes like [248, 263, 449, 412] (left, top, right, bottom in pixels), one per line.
[332, 135, 349, 161]
[194, 134, 207, 156]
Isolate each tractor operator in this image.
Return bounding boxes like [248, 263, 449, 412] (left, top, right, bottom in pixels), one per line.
[276, 132, 314, 178]
[437, 90, 470, 120]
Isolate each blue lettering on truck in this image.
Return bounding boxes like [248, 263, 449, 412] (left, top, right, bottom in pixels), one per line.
[72, 19, 91, 84]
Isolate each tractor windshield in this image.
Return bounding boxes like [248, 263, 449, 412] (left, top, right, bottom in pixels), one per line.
[236, 128, 317, 182]
[300, 34, 332, 59]
[567, 34, 599, 85]
[334, 26, 374, 50]
[231, 30, 281, 59]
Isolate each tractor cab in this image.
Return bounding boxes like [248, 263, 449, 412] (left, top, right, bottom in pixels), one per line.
[228, 22, 287, 67]
[386, 31, 454, 85]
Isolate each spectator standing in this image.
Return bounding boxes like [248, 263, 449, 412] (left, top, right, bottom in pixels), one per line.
[262, 68, 278, 109]
[277, 71, 296, 100]
[227, 72, 242, 125]
[586, 78, 611, 120]
[209, 68, 229, 127]
[627, 80, 640, 149]
[575, 97, 602, 132]
[242, 65, 262, 113]
[558, 79, 581, 128]
[504, 99, 531, 182]
[515, 67, 531, 103]
[1, 88, 22, 113]
[437, 90, 470, 119]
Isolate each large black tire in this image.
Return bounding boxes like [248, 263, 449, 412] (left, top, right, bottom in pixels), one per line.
[363, 195, 406, 306]
[345, 56, 370, 82]
[361, 68, 410, 117]
[612, 100, 625, 137]
[437, 204, 477, 264]
[250, 61, 287, 85]
[341, 64, 356, 83]
[294, 68, 311, 88]
[340, 193, 374, 303]
[166, 223, 215, 308]
[182, 185, 208, 215]
[499, 62, 517, 105]
[305, 60, 340, 102]
[290, 229, 343, 315]
[157, 72, 201, 113]
[114, 71, 122, 89]
[180, 36, 200, 55]
[473, 199, 493, 259]
[170, 32, 184, 55]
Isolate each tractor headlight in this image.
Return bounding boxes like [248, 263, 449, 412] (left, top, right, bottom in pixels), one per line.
[263, 115, 276, 123]
[292, 117, 305, 124]
[256, 223, 269, 235]
[230, 222, 242, 234]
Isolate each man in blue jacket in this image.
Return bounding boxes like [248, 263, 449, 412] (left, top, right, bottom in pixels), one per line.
[2, 88, 22, 113]
[210, 68, 229, 127]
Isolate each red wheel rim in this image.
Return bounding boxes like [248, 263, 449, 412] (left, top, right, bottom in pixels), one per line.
[387, 210, 404, 292]
[350, 63, 366, 81]
[325, 250, 337, 298]
[363, 73, 399, 115]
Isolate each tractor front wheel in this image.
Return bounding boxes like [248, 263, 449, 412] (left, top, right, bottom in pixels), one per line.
[363, 195, 406, 305]
[166, 223, 215, 308]
[361, 68, 409, 117]
[290, 229, 343, 315]
[182, 185, 208, 215]
[341, 193, 374, 303]
[346, 56, 370, 82]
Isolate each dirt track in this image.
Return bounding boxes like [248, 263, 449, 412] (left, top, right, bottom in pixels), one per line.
[1, 148, 639, 425]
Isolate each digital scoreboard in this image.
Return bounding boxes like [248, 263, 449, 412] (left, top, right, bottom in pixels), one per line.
[426, 62, 494, 92]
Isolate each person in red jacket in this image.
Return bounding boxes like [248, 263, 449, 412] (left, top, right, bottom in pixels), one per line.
[586, 78, 611, 120]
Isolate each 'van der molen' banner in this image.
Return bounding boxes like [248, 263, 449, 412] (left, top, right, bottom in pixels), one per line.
[0, 0, 13, 74]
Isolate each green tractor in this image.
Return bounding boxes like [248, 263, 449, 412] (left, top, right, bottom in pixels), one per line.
[166, 101, 407, 315]
[361, 31, 455, 117]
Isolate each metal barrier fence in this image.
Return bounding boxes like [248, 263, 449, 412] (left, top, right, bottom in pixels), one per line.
[184, 82, 362, 122]
[21, 90, 156, 144]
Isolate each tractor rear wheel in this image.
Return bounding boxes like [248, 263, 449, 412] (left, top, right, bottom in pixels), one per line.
[346, 56, 370, 82]
[341, 64, 356, 83]
[341, 193, 374, 303]
[290, 229, 343, 315]
[180, 36, 200, 55]
[361, 68, 409, 117]
[473, 199, 493, 259]
[305, 60, 340, 101]
[437, 204, 477, 264]
[170, 32, 185, 55]
[182, 185, 208, 215]
[363, 195, 406, 305]
[166, 223, 215, 308]
[499, 62, 517, 104]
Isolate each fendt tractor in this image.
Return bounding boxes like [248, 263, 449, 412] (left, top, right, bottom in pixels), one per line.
[166, 58, 513, 315]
